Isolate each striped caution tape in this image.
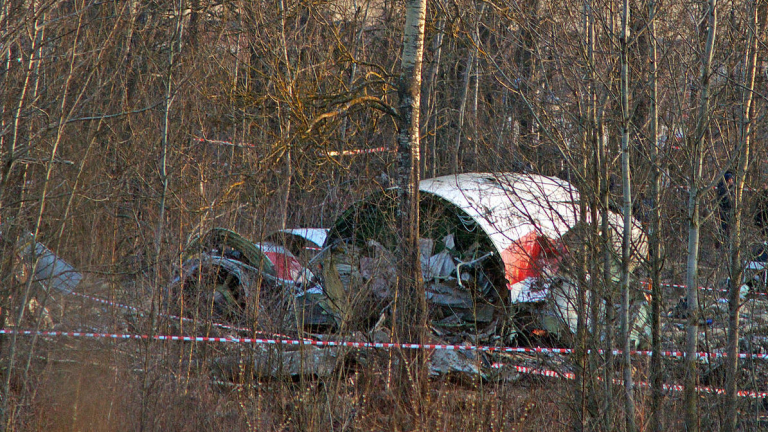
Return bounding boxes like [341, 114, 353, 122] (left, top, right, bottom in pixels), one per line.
[71, 290, 768, 360]
[496, 364, 768, 399]
[642, 281, 768, 297]
[4, 327, 768, 360]
[192, 137, 256, 149]
[0, 328, 565, 351]
[193, 137, 392, 156]
[4, 329, 768, 397]
[326, 147, 391, 156]
[672, 185, 760, 192]
[0, 329, 300, 344]
[69, 291, 768, 360]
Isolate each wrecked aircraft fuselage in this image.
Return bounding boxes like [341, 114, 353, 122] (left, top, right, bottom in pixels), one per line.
[316, 172, 649, 343]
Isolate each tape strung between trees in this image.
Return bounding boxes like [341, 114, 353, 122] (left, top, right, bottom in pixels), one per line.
[3, 328, 767, 399]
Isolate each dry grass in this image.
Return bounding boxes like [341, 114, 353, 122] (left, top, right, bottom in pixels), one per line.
[2, 283, 570, 432]
[8, 337, 572, 431]
[3, 274, 768, 431]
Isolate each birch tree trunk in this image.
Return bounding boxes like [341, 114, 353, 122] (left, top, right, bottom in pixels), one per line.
[394, 0, 427, 420]
[684, 0, 717, 428]
[723, 3, 759, 429]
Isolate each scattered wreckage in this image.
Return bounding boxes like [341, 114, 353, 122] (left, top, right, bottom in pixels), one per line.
[166, 172, 653, 377]
[8, 185, 768, 381]
[265, 228, 328, 265]
[12, 232, 83, 295]
[2, 173, 653, 379]
[312, 172, 649, 344]
[165, 228, 319, 328]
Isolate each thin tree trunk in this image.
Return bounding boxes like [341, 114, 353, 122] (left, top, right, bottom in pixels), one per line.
[471, 5, 484, 168]
[453, 2, 485, 172]
[454, 46, 474, 173]
[342, 0, 369, 144]
[0, 13, 44, 425]
[573, 3, 599, 428]
[684, 176, 702, 432]
[142, 0, 183, 428]
[648, 0, 664, 427]
[619, 0, 637, 428]
[394, 0, 427, 423]
[279, 0, 293, 230]
[422, 17, 445, 178]
[684, 1, 717, 428]
[585, 4, 604, 424]
[572, 144, 589, 432]
[723, 3, 759, 430]
[600, 129, 615, 432]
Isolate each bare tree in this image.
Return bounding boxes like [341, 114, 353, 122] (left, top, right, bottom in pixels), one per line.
[684, 0, 718, 428]
[619, 0, 637, 429]
[647, 0, 664, 427]
[393, 0, 428, 422]
[724, 1, 761, 429]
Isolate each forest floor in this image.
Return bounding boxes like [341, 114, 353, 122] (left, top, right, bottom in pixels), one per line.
[4, 272, 768, 431]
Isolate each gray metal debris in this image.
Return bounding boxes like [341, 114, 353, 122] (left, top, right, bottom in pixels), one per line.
[16, 233, 82, 294]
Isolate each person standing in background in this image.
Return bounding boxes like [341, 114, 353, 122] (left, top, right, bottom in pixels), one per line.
[716, 171, 735, 247]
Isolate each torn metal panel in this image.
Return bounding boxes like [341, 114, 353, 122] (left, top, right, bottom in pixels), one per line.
[238, 334, 487, 379]
[167, 253, 259, 322]
[250, 345, 344, 378]
[419, 173, 580, 304]
[15, 233, 82, 294]
[429, 348, 485, 377]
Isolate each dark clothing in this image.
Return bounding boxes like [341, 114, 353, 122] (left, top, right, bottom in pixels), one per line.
[717, 179, 734, 239]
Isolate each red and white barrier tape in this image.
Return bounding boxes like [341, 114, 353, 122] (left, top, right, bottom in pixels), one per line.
[5, 328, 768, 398]
[192, 137, 256, 149]
[193, 137, 392, 157]
[0, 329, 304, 344]
[642, 281, 768, 297]
[0, 328, 565, 351]
[672, 185, 760, 192]
[326, 147, 391, 156]
[495, 364, 768, 399]
[4, 326, 768, 360]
